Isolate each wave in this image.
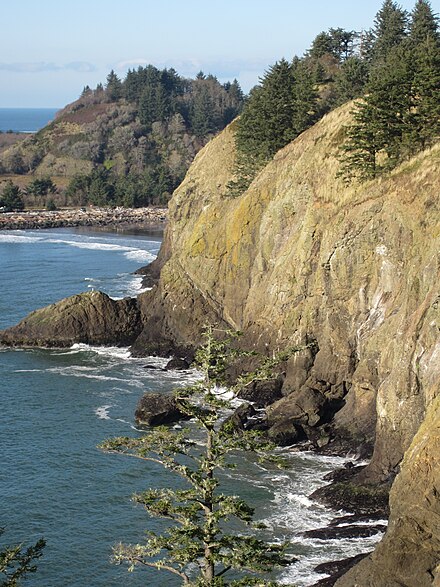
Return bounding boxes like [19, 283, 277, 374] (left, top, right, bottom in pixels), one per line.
[94, 405, 112, 420]
[70, 343, 132, 360]
[0, 233, 43, 243]
[123, 249, 155, 262]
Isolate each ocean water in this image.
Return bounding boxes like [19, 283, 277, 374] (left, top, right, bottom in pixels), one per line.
[0, 108, 59, 133]
[0, 227, 383, 586]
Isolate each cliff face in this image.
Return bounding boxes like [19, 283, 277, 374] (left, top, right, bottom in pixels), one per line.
[138, 104, 440, 482]
[134, 103, 439, 583]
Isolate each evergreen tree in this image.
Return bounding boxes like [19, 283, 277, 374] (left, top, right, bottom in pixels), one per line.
[291, 60, 319, 136]
[334, 56, 369, 104]
[230, 57, 319, 195]
[191, 87, 216, 137]
[0, 529, 45, 587]
[371, 0, 409, 64]
[100, 327, 294, 586]
[409, 0, 440, 45]
[411, 35, 440, 149]
[0, 181, 24, 212]
[106, 70, 123, 102]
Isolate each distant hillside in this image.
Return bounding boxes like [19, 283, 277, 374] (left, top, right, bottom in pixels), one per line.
[0, 66, 244, 208]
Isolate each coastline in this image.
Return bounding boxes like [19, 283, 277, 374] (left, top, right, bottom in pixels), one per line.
[0, 206, 167, 231]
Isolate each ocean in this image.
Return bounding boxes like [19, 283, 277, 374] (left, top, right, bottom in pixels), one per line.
[0, 227, 383, 586]
[0, 108, 59, 133]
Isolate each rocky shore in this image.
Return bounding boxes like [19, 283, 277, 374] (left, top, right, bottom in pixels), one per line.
[0, 206, 167, 231]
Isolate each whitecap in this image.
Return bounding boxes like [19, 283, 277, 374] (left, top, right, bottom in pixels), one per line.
[0, 234, 43, 243]
[69, 343, 132, 360]
[123, 249, 156, 263]
[94, 405, 112, 420]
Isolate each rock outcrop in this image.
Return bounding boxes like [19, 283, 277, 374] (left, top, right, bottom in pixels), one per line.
[334, 395, 440, 587]
[0, 291, 141, 347]
[134, 105, 439, 482]
[2, 102, 439, 585]
[135, 393, 188, 426]
[131, 104, 439, 584]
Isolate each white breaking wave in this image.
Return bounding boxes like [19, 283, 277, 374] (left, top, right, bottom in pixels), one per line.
[124, 249, 156, 262]
[94, 405, 112, 420]
[70, 343, 132, 360]
[0, 233, 43, 243]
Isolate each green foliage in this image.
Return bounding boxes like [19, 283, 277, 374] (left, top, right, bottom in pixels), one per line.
[26, 176, 56, 197]
[409, 0, 439, 45]
[0, 529, 45, 587]
[371, 0, 409, 64]
[334, 57, 369, 104]
[46, 198, 57, 211]
[228, 58, 318, 196]
[100, 326, 298, 586]
[0, 181, 24, 212]
[339, 0, 440, 182]
[106, 70, 123, 102]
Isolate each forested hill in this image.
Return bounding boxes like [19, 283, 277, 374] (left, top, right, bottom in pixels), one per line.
[0, 67, 244, 207]
[0, 0, 438, 212]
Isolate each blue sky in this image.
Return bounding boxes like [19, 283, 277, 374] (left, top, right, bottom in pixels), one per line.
[1, 0, 438, 108]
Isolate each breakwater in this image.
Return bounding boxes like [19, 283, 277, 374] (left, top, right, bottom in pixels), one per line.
[0, 206, 167, 230]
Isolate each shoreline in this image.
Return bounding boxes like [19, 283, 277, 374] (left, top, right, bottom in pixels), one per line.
[0, 206, 167, 231]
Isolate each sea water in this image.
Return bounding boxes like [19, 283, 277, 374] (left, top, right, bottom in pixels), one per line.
[0, 227, 383, 586]
[0, 108, 59, 133]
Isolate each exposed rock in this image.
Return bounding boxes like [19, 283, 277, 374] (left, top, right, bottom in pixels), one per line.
[267, 420, 305, 446]
[0, 207, 167, 231]
[304, 524, 386, 540]
[312, 553, 371, 587]
[0, 291, 141, 347]
[311, 481, 390, 518]
[135, 393, 188, 426]
[334, 395, 440, 587]
[129, 104, 439, 493]
[266, 387, 327, 428]
[236, 376, 283, 407]
[165, 357, 191, 370]
[224, 403, 259, 432]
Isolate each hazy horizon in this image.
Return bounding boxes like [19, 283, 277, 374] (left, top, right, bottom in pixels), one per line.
[1, 0, 437, 108]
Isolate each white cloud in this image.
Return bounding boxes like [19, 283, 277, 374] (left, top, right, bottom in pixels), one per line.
[0, 61, 96, 73]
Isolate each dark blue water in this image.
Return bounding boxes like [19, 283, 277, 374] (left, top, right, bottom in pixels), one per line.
[0, 227, 380, 586]
[0, 108, 59, 133]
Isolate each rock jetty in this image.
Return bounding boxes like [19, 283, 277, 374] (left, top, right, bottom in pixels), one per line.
[0, 206, 167, 231]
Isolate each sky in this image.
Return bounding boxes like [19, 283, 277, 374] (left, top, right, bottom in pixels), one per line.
[1, 0, 438, 108]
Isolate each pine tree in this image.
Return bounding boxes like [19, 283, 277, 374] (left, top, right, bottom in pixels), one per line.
[291, 60, 319, 136]
[0, 181, 24, 212]
[339, 42, 414, 181]
[409, 0, 440, 45]
[411, 35, 440, 149]
[106, 70, 122, 102]
[334, 56, 369, 104]
[0, 528, 45, 586]
[371, 0, 408, 64]
[100, 327, 294, 586]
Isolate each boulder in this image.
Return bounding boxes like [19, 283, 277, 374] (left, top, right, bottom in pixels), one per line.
[267, 420, 305, 446]
[266, 386, 329, 428]
[236, 376, 283, 407]
[135, 393, 189, 426]
[165, 357, 191, 370]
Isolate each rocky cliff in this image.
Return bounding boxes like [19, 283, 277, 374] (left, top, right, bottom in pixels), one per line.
[134, 103, 440, 583]
[1, 102, 439, 584]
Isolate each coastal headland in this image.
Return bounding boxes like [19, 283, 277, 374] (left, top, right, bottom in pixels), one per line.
[0, 206, 167, 231]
